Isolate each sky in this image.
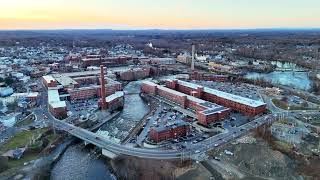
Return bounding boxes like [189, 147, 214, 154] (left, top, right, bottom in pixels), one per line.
[0, 0, 320, 30]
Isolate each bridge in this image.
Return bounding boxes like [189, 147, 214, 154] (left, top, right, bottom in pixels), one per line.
[51, 117, 185, 159]
[41, 108, 278, 160]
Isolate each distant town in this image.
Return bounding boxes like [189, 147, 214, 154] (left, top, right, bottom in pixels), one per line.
[0, 30, 319, 180]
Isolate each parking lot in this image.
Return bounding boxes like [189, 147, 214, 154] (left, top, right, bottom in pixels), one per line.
[68, 98, 99, 118]
[193, 80, 263, 101]
[220, 113, 250, 129]
[136, 102, 220, 150]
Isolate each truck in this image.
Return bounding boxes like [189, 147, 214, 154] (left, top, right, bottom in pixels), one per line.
[224, 150, 234, 156]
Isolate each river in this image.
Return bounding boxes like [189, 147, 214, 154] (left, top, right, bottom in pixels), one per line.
[121, 80, 149, 121]
[50, 144, 115, 180]
[98, 80, 150, 140]
[245, 61, 312, 91]
[50, 81, 149, 180]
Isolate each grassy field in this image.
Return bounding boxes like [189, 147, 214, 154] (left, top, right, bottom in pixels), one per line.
[0, 128, 48, 153]
[0, 128, 51, 170]
[7, 153, 39, 168]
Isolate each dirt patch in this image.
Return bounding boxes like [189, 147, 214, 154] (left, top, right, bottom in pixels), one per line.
[208, 133, 299, 179]
[111, 155, 192, 180]
[297, 157, 320, 179]
[177, 163, 215, 180]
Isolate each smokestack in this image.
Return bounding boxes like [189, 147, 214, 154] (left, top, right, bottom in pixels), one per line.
[191, 44, 195, 71]
[100, 65, 107, 110]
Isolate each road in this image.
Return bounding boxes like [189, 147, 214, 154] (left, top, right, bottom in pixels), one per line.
[37, 103, 278, 159]
[136, 107, 161, 146]
[30, 81, 281, 159]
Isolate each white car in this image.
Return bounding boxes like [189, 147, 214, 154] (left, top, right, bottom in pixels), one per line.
[195, 150, 201, 153]
[214, 144, 218, 147]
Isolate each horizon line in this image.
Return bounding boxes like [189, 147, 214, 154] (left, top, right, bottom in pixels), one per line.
[1, 27, 320, 32]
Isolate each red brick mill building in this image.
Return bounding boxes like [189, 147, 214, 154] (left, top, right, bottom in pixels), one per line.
[190, 71, 229, 82]
[149, 120, 190, 143]
[141, 80, 266, 126]
[141, 81, 230, 126]
[165, 80, 267, 116]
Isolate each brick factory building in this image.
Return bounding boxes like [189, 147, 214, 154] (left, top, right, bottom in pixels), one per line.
[177, 54, 191, 64]
[45, 71, 122, 101]
[48, 89, 67, 119]
[99, 91, 124, 111]
[43, 69, 123, 118]
[190, 71, 229, 82]
[166, 80, 267, 116]
[81, 55, 131, 68]
[140, 58, 176, 65]
[42, 75, 57, 88]
[149, 120, 190, 143]
[66, 79, 122, 101]
[119, 68, 150, 81]
[141, 81, 230, 126]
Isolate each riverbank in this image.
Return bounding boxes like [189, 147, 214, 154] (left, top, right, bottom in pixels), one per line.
[0, 130, 75, 180]
[50, 142, 115, 180]
[245, 71, 312, 91]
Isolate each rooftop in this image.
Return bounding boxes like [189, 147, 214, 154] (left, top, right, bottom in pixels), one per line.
[42, 75, 55, 83]
[58, 70, 101, 78]
[105, 91, 124, 102]
[143, 81, 230, 116]
[52, 74, 79, 87]
[152, 119, 189, 133]
[175, 80, 266, 108]
[12, 92, 39, 98]
[48, 89, 66, 108]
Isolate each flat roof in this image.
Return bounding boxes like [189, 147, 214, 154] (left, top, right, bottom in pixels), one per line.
[157, 85, 187, 98]
[57, 70, 101, 78]
[187, 94, 205, 104]
[82, 58, 101, 62]
[48, 90, 59, 103]
[143, 81, 229, 115]
[201, 107, 229, 115]
[50, 101, 66, 109]
[176, 80, 266, 108]
[105, 91, 124, 102]
[43, 75, 55, 83]
[12, 92, 39, 98]
[152, 120, 189, 133]
[56, 67, 140, 78]
[142, 81, 157, 87]
[48, 89, 66, 108]
[52, 74, 79, 87]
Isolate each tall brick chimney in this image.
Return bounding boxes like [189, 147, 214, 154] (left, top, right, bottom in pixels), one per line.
[100, 65, 107, 110]
[191, 44, 195, 71]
